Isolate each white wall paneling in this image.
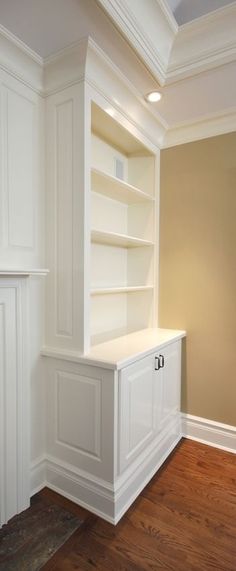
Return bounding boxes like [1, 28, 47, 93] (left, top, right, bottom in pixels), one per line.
[0, 71, 44, 268]
[45, 82, 91, 353]
[0, 278, 30, 527]
[46, 359, 116, 482]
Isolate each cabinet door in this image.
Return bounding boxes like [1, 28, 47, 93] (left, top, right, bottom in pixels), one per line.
[119, 354, 156, 472]
[158, 341, 181, 430]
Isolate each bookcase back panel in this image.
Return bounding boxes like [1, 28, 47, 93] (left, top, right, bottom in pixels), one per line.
[91, 293, 128, 345]
[128, 156, 155, 197]
[91, 134, 128, 180]
[91, 244, 127, 288]
[127, 203, 154, 241]
[127, 248, 154, 286]
[91, 192, 128, 235]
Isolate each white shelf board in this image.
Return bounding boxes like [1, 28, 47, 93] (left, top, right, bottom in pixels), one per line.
[91, 230, 154, 248]
[91, 168, 153, 205]
[91, 103, 153, 156]
[91, 285, 153, 295]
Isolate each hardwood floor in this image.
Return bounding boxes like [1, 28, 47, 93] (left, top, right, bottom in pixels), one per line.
[13, 439, 236, 570]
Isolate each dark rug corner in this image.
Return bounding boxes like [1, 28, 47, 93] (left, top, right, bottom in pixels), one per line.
[0, 495, 84, 571]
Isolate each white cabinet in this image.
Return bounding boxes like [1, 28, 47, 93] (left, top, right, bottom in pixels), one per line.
[119, 353, 156, 472]
[119, 340, 181, 473]
[44, 333, 184, 524]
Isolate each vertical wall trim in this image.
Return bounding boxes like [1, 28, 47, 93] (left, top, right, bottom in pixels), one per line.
[0, 279, 30, 528]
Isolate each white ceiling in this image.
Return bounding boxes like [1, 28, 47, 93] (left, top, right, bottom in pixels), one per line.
[166, 0, 235, 25]
[0, 0, 104, 58]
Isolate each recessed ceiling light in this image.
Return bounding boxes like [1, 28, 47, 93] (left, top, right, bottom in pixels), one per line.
[146, 91, 162, 103]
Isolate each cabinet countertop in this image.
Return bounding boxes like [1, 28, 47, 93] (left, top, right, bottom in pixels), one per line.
[42, 328, 186, 370]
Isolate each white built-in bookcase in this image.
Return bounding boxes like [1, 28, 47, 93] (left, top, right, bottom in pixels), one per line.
[45, 53, 160, 355]
[90, 103, 157, 345]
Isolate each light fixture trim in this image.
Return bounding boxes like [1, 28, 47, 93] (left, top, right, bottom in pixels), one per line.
[146, 91, 162, 103]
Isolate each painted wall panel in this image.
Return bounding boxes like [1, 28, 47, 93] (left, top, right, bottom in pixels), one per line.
[56, 371, 101, 458]
[7, 88, 35, 249]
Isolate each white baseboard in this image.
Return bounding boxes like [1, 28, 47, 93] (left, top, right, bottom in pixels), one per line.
[182, 413, 236, 454]
[34, 418, 181, 525]
[30, 415, 236, 522]
[30, 455, 47, 496]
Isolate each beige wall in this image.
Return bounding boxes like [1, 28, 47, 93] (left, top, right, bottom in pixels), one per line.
[159, 133, 236, 426]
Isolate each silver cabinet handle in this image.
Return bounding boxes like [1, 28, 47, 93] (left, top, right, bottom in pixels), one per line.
[155, 356, 160, 371]
[159, 354, 164, 368]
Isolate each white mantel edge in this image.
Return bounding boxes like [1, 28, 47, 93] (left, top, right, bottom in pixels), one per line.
[0, 269, 49, 277]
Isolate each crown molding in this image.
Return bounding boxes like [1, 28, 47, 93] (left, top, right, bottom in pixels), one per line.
[163, 107, 236, 148]
[85, 36, 167, 147]
[154, 0, 178, 34]
[167, 2, 236, 83]
[0, 24, 43, 94]
[44, 35, 166, 148]
[96, 0, 177, 86]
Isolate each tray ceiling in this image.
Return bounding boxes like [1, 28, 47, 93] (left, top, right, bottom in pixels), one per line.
[166, 0, 235, 25]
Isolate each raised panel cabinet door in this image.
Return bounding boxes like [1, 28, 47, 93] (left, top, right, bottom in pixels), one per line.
[159, 341, 181, 429]
[119, 353, 156, 472]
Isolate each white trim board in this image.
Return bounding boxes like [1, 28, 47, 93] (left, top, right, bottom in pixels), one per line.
[30, 415, 236, 524]
[163, 108, 236, 148]
[182, 414, 236, 455]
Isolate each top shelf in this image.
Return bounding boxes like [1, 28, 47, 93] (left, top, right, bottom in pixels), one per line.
[91, 103, 154, 157]
[91, 168, 153, 205]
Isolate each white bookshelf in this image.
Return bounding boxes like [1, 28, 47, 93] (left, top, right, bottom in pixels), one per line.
[91, 229, 154, 248]
[90, 103, 157, 345]
[91, 168, 154, 205]
[91, 285, 154, 295]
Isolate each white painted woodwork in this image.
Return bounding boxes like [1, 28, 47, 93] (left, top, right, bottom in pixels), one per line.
[0, 28, 185, 527]
[91, 286, 153, 295]
[42, 329, 185, 370]
[119, 341, 181, 473]
[46, 359, 116, 481]
[44, 337, 183, 523]
[119, 354, 156, 472]
[91, 169, 153, 204]
[91, 230, 154, 248]
[0, 279, 30, 527]
[159, 342, 181, 429]
[182, 414, 236, 455]
[45, 83, 91, 353]
[0, 71, 44, 268]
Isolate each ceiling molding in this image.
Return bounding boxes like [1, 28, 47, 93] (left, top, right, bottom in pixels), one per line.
[163, 107, 236, 148]
[0, 24, 43, 93]
[154, 0, 178, 34]
[167, 2, 236, 82]
[179, 1, 236, 30]
[96, 0, 177, 86]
